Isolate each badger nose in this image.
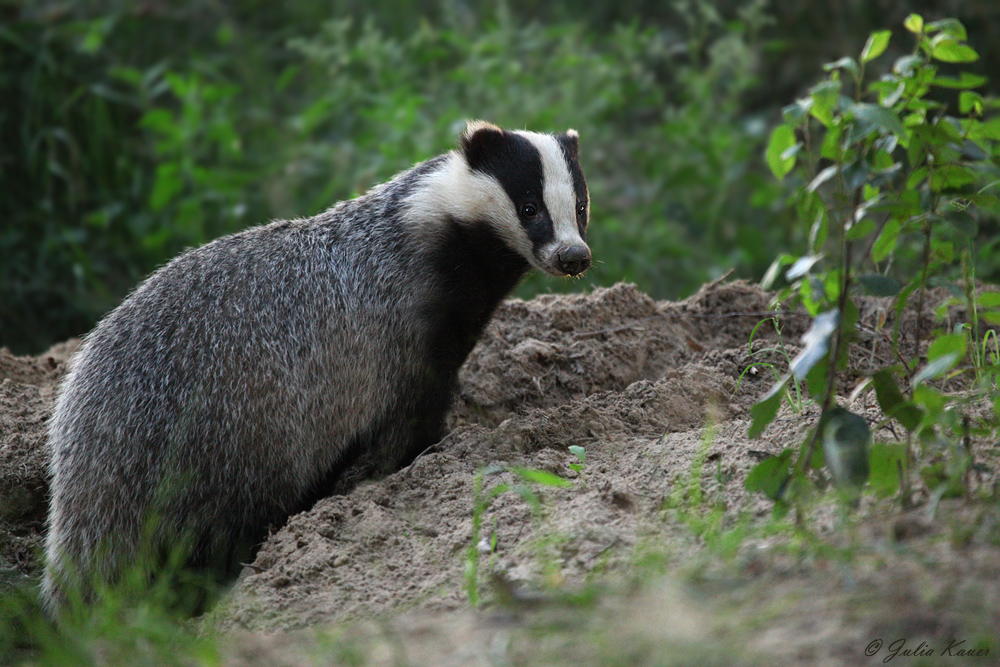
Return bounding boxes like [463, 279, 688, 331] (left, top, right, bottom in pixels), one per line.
[556, 245, 591, 276]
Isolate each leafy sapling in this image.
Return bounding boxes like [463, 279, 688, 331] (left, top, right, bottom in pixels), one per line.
[748, 13, 1000, 515]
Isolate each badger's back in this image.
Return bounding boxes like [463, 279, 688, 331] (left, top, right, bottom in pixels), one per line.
[43, 121, 591, 611]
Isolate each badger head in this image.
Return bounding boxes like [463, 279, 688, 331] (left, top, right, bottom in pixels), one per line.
[458, 121, 591, 277]
[405, 121, 591, 277]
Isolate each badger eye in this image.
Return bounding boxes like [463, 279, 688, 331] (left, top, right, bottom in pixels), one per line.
[521, 203, 538, 218]
[577, 202, 587, 215]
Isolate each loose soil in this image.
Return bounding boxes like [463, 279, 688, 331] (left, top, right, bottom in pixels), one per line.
[2, 281, 998, 666]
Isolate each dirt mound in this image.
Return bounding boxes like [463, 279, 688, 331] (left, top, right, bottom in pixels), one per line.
[451, 281, 807, 427]
[216, 281, 819, 630]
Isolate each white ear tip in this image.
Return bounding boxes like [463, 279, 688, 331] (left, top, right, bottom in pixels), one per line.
[566, 129, 579, 139]
[464, 119, 502, 138]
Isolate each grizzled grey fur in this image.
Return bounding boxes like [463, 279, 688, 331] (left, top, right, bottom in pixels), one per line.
[43, 121, 590, 611]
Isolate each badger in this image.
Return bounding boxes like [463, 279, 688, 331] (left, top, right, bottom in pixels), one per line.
[42, 121, 591, 611]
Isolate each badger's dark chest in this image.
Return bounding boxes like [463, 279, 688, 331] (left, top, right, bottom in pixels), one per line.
[420, 217, 530, 388]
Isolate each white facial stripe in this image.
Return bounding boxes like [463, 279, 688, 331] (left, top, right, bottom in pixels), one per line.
[401, 152, 534, 258]
[518, 131, 583, 247]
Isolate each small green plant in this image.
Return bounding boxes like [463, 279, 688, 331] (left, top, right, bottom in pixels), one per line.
[749, 14, 1000, 518]
[735, 315, 809, 413]
[568, 445, 587, 482]
[463, 465, 572, 607]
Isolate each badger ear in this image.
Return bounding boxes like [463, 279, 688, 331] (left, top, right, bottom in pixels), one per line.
[559, 129, 580, 160]
[460, 120, 505, 169]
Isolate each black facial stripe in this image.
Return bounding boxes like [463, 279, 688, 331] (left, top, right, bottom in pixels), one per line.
[463, 130, 554, 252]
[556, 133, 590, 240]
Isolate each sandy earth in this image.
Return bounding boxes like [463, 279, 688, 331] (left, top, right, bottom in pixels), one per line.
[2, 281, 998, 665]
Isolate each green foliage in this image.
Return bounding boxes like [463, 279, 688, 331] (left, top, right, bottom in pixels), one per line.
[266, 2, 786, 301]
[748, 15, 1000, 515]
[1, 1, 790, 353]
[0, 546, 220, 667]
[0, 10, 277, 352]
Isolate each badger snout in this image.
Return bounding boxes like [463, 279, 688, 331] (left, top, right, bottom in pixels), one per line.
[555, 245, 591, 276]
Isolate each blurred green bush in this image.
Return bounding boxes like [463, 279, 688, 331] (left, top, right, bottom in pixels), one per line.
[1, 0, 997, 353]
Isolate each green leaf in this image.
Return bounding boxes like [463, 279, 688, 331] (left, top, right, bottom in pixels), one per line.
[785, 254, 823, 280]
[805, 358, 828, 399]
[904, 13, 924, 34]
[822, 408, 871, 492]
[906, 166, 928, 190]
[857, 274, 902, 296]
[745, 449, 793, 500]
[809, 213, 828, 254]
[975, 292, 1000, 308]
[926, 18, 968, 41]
[969, 117, 1000, 141]
[149, 163, 182, 212]
[807, 165, 839, 193]
[912, 385, 945, 414]
[879, 81, 905, 107]
[871, 369, 922, 431]
[790, 310, 838, 381]
[920, 462, 964, 498]
[568, 445, 586, 465]
[929, 164, 976, 191]
[911, 353, 961, 387]
[851, 103, 908, 139]
[766, 125, 797, 180]
[749, 378, 787, 439]
[824, 57, 859, 77]
[819, 123, 842, 159]
[782, 99, 812, 124]
[869, 443, 906, 498]
[967, 193, 1000, 217]
[959, 91, 984, 115]
[845, 217, 876, 241]
[931, 237, 955, 263]
[861, 30, 891, 64]
[927, 334, 967, 362]
[872, 218, 902, 263]
[140, 108, 176, 134]
[931, 73, 987, 90]
[930, 38, 979, 64]
[509, 467, 572, 488]
[761, 254, 796, 290]
[809, 80, 841, 127]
